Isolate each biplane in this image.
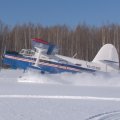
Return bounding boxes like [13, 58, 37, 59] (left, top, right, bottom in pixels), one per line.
[2, 38, 120, 74]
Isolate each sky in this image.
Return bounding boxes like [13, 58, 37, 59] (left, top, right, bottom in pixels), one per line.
[0, 0, 120, 27]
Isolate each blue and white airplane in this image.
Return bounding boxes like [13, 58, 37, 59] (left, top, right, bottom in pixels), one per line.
[2, 38, 120, 74]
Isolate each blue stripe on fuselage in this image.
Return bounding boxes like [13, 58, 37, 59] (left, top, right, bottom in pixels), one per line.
[3, 54, 96, 73]
[3, 54, 33, 69]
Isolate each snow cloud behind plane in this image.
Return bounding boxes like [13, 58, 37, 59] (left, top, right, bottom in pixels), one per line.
[18, 70, 120, 87]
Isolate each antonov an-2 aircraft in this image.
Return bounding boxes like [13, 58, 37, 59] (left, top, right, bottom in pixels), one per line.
[2, 38, 120, 74]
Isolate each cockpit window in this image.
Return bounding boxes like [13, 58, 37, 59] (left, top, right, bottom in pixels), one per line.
[20, 49, 24, 54]
[19, 49, 35, 56]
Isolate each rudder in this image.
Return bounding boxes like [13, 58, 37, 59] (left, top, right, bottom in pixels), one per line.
[93, 44, 119, 67]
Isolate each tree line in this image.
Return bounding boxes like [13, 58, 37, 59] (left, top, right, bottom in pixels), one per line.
[0, 20, 120, 62]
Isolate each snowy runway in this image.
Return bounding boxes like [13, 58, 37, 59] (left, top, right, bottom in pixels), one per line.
[0, 69, 120, 120]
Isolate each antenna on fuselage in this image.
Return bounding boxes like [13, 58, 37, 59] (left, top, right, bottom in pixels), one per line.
[72, 53, 77, 58]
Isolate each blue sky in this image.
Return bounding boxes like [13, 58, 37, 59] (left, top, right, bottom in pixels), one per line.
[0, 0, 120, 27]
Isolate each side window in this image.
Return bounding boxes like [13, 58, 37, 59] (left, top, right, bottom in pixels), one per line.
[20, 49, 35, 56]
[20, 49, 25, 54]
[26, 50, 35, 56]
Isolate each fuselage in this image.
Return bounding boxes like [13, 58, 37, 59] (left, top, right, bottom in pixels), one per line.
[3, 47, 119, 74]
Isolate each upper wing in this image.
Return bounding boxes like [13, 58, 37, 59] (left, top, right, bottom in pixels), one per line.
[32, 38, 58, 55]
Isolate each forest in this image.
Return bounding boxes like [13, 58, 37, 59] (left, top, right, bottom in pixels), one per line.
[0, 19, 120, 62]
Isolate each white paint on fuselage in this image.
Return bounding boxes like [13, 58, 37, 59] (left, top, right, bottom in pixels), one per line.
[26, 46, 120, 73]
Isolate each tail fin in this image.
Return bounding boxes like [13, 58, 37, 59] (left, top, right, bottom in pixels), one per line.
[93, 44, 119, 67]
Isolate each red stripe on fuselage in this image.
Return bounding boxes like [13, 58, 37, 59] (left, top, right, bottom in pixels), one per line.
[5, 55, 80, 72]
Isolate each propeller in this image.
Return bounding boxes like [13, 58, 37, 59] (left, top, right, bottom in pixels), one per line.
[0, 45, 6, 71]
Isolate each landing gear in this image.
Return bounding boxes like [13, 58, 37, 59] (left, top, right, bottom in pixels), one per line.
[41, 71, 45, 74]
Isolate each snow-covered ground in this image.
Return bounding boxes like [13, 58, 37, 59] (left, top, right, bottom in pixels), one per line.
[0, 69, 120, 120]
